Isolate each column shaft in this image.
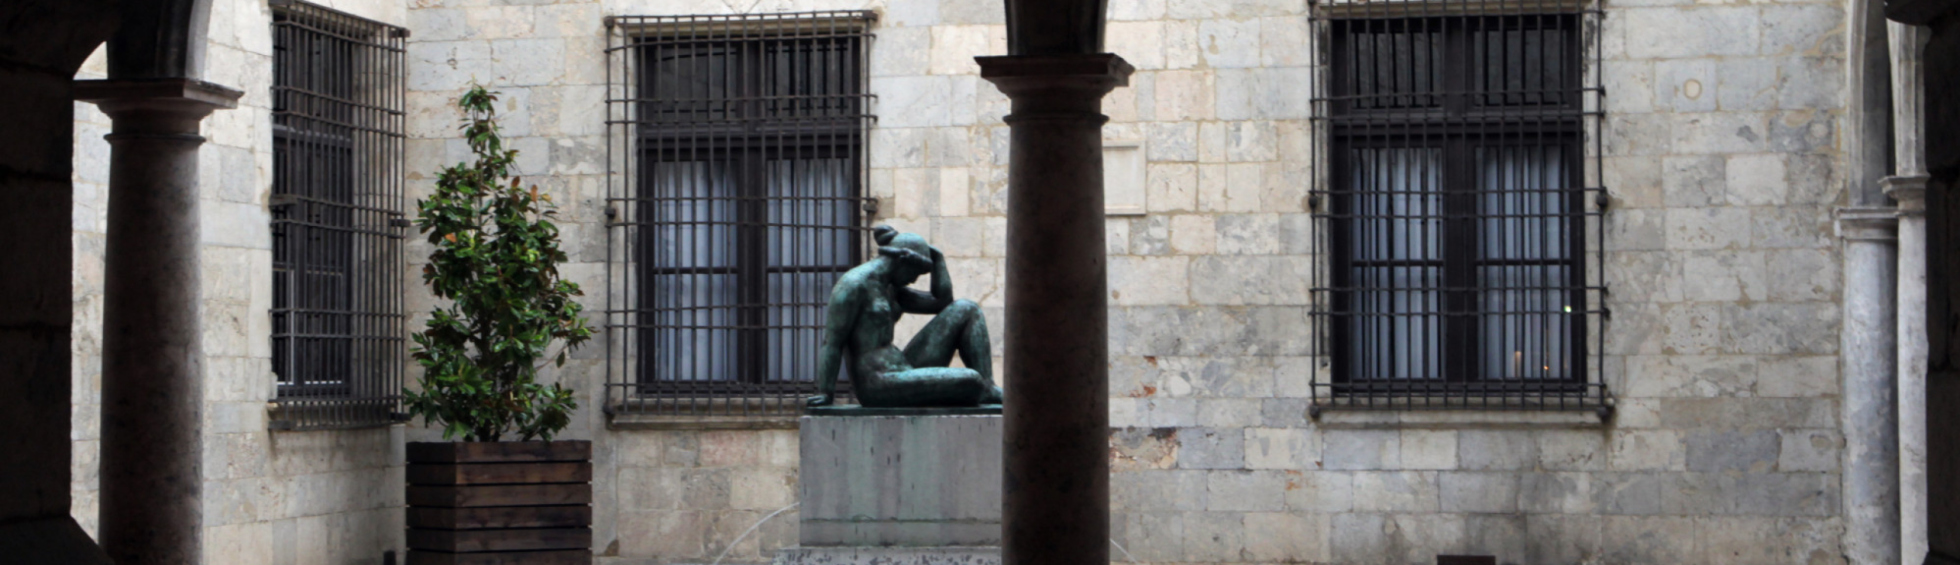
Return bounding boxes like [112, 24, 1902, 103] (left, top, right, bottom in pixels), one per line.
[1842, 207, 1902, 565]
[978, 54, 1131, 565]
[77, 78, 240, 565]
[1889, 20, 1932, 564]
[1892, 177, 1931, 563]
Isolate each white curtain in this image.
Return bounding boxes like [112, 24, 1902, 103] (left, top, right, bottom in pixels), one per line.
[1476, 144, 1571, 380]
[1349, 147, 1442, 380]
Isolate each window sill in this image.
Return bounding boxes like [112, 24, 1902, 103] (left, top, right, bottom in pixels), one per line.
[267, 398, 407, 431]
[1311, 406, 1611, 429]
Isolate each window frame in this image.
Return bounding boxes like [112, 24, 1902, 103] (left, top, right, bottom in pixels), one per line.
[604, 12, 878, 419]
[267, 0, 409, 430]
[1309, 3, 1609, 413]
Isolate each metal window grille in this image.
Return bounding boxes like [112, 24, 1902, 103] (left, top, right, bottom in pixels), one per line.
[604, 12, 877, 418]
[268, 0, 408, 430]
[1308, 0, 1610, 413]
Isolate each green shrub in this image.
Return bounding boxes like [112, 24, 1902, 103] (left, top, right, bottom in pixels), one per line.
[404, 84, 594, 442]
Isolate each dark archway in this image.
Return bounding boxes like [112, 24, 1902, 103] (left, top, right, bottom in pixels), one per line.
[0, 0, 121, 562]
[1890, 1, 1960, 563]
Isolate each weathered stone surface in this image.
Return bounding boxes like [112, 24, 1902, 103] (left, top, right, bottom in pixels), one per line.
[1351, 472, 1439, 513]
[1178, 427, 1245, 470]
[1243, 427, 1314, 470]
[1323, 430, 1398, 470]
[1207, 470, 1286, 512]
[1112, 469, 1208, 512]
[1686, 430, 1781, 473]
[1180, 512, 1244, 561]
[1663, 155, 1725, 207]
[1440, 472, 1521, 513]
[1458, 431, 1538, 471]
[1242, 512, 1327, 562]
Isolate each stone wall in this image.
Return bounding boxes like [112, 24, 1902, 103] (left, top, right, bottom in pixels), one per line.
[59, 0, 1865, 562]
[394, 0, 1858, 563]
[1085, 0, 1849, 561]
[70, 0, 410, 563]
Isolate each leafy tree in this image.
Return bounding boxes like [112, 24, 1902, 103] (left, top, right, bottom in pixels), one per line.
[404, 84, 594, 442]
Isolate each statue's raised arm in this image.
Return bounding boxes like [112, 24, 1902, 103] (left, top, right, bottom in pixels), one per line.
[806, 225, 1002, 408]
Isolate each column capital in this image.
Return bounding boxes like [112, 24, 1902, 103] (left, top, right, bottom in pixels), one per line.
[1836, 206, 1900, 241]
[1884, 175, 1930, 214]
[75, 78, 242, 136]
[975, 54, 1133, 117]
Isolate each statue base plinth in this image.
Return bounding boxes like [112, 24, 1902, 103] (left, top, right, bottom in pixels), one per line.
[802, 404, 1001, 416]
[791, 412, 1002, 549]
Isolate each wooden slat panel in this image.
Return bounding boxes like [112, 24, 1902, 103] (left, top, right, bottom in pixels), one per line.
[406, 441, 592, 464]
[407, 528, 591, 552]
[407, 462, 593, 485]
[407, 506, 592, 529]
[405, 549, 592, 565]
[408, 484, 592, 508]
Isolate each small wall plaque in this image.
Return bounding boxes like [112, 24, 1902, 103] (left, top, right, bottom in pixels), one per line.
[1103, 139, 1145, 216]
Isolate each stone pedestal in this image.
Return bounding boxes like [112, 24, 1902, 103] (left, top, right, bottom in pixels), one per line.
[778, 409, 1003, 565]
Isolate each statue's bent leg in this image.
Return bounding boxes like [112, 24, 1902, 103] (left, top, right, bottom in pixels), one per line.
[903, 299, 995, 384]
[858, 367, 989, 407]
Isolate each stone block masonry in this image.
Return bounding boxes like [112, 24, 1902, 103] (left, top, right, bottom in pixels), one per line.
[51, 0, 1851, 563]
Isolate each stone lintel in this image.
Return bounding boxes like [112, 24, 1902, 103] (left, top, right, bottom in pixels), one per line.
[1837, 206, 1901, 241]
[1885, 175, 1931, 213]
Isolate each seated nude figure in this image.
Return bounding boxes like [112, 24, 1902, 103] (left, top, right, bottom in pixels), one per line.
[806, 226, 1004, 408]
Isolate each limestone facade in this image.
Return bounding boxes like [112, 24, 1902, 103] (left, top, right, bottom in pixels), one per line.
[67, 0, 1860, 563]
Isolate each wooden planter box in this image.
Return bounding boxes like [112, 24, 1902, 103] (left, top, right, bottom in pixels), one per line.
[406, 441, 593, 565]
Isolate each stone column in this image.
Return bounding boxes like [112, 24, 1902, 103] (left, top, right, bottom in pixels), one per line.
[1893, 177, 1930, 563]
[1889, 20, 1933, 564]
[75, 78, 240, 565]
[1841, 205, 1902, 565]
[976, 53, 1131, 565]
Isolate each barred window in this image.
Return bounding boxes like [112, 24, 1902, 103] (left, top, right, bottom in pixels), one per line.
[605, 13, 876, 419]
[1309, 1, 1609, 412]
[269, 0, 408, 430]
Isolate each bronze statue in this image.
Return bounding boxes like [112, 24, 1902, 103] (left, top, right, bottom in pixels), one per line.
[807, 226, 1004, 408]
